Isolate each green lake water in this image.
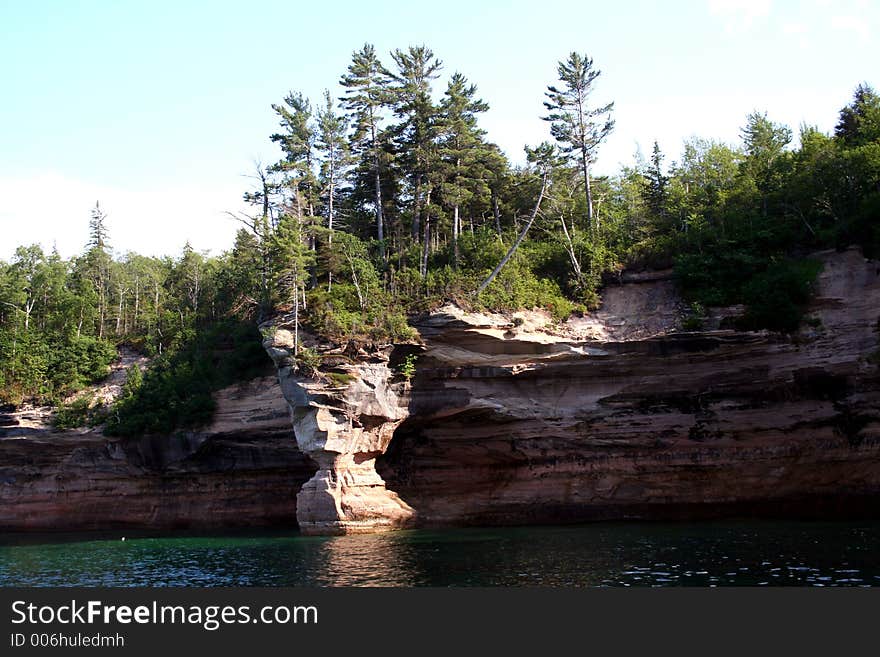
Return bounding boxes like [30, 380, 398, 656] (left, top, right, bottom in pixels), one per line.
[1, 520, 878, 587]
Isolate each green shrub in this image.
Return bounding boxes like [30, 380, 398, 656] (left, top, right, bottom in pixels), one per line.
[475, 255, 580, 321]
[104, 320, 270, 436]
[395, 353, 418, 381]
[681, 302, 707, 331]
[0, 330, 117, 405]
[674, 227, 824, 333]
[737, 259, 822, 332]
[325, 371, 355, 387]
[296, 345, 322, 373]
[308, 278, 415, 344]
[53, 395, 107, 429]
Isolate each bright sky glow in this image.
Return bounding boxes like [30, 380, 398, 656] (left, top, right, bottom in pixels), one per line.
[1, 0, 876, 260]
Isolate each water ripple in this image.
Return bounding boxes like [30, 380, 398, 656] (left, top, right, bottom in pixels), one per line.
[1, 519, 878, 587]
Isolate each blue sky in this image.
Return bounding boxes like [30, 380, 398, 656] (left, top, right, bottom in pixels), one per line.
[1, 0, 876, 259]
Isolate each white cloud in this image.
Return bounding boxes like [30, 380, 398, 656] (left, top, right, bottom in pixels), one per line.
[0, 172, 247, 261]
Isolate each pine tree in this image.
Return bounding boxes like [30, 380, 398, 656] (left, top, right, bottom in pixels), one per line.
[643, 140, 669, 222]
[438, 72, 490, 267]
[835, 83, 880, 148]
[83, 202, 112, 337]
[271, 212, 315, 357]
[340, 44, 393, 266]
[271, 92, 318, 219]
[543, 52, 614, 230]
[389, 45, 443, 247]
[316, 90, 352, 240]
[88, 201, 110, 251]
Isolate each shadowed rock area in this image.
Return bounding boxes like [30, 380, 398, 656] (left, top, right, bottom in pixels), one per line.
[378, 247, 880, 527]
[0, 377, 315, 531]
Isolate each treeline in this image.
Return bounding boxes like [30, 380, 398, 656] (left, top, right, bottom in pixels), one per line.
[0, 203, 264, 408]
[231, 44, 880, 344]
[231, 46, 623, 350]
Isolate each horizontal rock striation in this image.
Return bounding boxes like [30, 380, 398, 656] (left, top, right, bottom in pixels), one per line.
[376, 248, 880, 527]
[0, 376, 315, 532]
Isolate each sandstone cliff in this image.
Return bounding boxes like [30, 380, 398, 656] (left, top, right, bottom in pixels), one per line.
[0, 376, 313, 532]
[2, 247, 878, 535]
[266, 247, 880, 533]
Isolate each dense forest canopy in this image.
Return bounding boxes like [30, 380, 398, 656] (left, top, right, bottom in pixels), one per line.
[2, 45, 879, 434]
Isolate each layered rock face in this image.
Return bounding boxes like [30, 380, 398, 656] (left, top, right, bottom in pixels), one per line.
[262, 329, 415, 534]
[374, 247, 880, 526]
[3, 248, 877, 535]
[0, 376, 315, 532]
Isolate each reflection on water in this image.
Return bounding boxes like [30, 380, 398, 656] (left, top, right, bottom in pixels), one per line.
[1, 520, 878, 587]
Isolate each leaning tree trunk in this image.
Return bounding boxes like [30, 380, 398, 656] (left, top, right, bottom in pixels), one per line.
[559, 212, 584, 286]
[475, 170, 549, 296]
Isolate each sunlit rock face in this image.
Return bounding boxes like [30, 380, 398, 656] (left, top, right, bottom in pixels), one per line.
[377, 247, 880, 527]
[262, 333, 415, 535]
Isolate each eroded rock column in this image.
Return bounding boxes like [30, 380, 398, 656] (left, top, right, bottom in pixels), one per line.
[264, 328, 415, 535]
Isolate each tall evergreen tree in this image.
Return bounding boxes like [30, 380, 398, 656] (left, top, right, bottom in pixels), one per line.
[643, 140, 669, 222]
[340, 44, 393, 265]
[271, 212, 315, 356]
[835, 83, 880, 148]
[316, 89, 352, 240]
[438, 72, 490, 267]
[389, 45, 443, 246]
[88, 201, 110, 251]
[543, 52, 614, 230]
[271, 92, 318, 219]
[83, 202, 112, 337]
